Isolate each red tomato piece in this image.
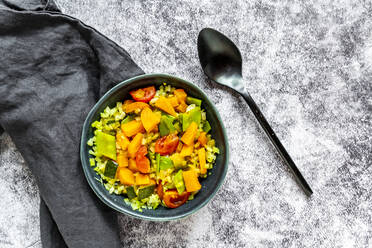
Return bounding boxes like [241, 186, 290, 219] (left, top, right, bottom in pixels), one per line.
[163, 190, 190, 208]
[154, 134, 179, 155]
[135, 146, 150, 173]
[130, 86, 156, 103]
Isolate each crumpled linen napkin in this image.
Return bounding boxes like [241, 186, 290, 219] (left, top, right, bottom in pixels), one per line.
[0, 0, 144, 247]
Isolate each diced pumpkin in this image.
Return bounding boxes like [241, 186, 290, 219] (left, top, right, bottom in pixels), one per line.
[121, 120, 144, 137]
[168, 96, 179, 107]
[155, 96, 177, 117]
[128, 158, 138, 172]
[174, 89, 187, 103]
[117, 152, 128, 168]
[116, 132, 130, 150]
[122, 100, 134, 110]
[149, 179, 156, 185]
[182, 170, 201, 192]
[180, 141, 194, 157]
[123, 102, 150, 113]
[176, 101, 188, 113]
[118, 168, 135, 185]
[198, 148, 207, 174]
[135, 173, 150, 185]
[198, 132, 207, 147]
[141, 107, 161, 133]
[128, 133, 143, 158]
[181, 122, 198, 145]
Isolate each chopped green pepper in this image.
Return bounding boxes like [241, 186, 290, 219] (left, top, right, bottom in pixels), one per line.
[138, 185, 156, 200]
[159, 120, 169, 136]
[159, 115, 176, 136]
[156, 153, 161, 174]
[104, 160, 118, 178]
[174, 170, 185, 194]
[159, 156, 174, 170]
[182, 113, 191, 131]
[182, 107, 201, 131]
[96, 131, 117, 160]
[203, 120, 211, 133]
[126, 186, 136, 199]
[189, 107, 201, 125]
[186, 97, 202, 106]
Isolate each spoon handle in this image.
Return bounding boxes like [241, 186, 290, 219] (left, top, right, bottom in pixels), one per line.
[240, 90, 313, 196]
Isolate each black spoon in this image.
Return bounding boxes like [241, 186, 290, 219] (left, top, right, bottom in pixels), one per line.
[197, 28, 313, 196]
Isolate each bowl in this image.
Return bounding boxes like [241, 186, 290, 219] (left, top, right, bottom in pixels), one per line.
[80, 73, 229, 221]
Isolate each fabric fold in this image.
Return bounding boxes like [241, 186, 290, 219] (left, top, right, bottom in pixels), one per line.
[0, 0, 144, 247]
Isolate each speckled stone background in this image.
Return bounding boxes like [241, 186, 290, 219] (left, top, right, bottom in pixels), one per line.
[1, 0, 371, 247]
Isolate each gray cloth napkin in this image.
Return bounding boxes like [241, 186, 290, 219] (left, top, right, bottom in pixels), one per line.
[0, 0, 144, 247]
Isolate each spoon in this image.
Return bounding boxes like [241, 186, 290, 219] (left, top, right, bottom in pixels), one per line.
[197, 28, 313, 196]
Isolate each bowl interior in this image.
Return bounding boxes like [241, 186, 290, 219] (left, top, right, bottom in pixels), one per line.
[81, 74, 229, 221]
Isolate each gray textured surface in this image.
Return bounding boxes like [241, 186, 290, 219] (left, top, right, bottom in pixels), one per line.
[0, 0, 371, 247]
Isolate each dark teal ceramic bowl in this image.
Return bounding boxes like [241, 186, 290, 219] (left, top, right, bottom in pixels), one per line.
[80, 73, 229, 221]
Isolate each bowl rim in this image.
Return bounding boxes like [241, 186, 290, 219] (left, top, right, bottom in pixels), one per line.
[80, 73, 229, 221]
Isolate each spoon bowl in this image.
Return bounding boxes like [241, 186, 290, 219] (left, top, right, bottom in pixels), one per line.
[198, 28, 243, 91]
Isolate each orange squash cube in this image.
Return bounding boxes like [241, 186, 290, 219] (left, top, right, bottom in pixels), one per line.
[128, 158, 138, 172]
[135, 173, 150, 185]
[121, 120, 144, 137]
[176, 101, 188, 113]
[174, 89, 187, 102]
[116, 132, 130, 150]
[180, 141, 194, 157]
[168, 96, 179, 107]
[197, 132, 207, 147]
[141, 107, 161, 133]
[182, 170, 201, 192]
[123, 102, 150, 113]
[118, 168, 135, 185]
[181, 121, 198, 145]
[128, 133, 143, 158]
[155, 96, 177, 117]
[117, 152, 128, 168]
[198, 148, 207, 174]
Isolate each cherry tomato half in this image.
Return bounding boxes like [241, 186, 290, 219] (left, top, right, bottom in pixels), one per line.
[163, 190, 190, 208]
[155, 134, 179, 155]
[136, 146, 150, 173]
[130, 86, 156, 103]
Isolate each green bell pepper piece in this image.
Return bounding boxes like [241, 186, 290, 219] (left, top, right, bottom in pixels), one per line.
[182, 113, 191, 131]
[104, 160, 118, 178]
[126, 186, 136, 199]
[96, 131, 117, 160]
[138, 185, 156, 200]
[174, 170, 185, 194]
[122, 115, 133, 124]
[159, 156, 174, 170]
[182, 107, 201, 131]
[203, 120, 211, 133]
[159, 115, 176, 136]
[159, 120, 169, 136]
[186, 97, 202, 106]
[189, 107, 201, 125]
